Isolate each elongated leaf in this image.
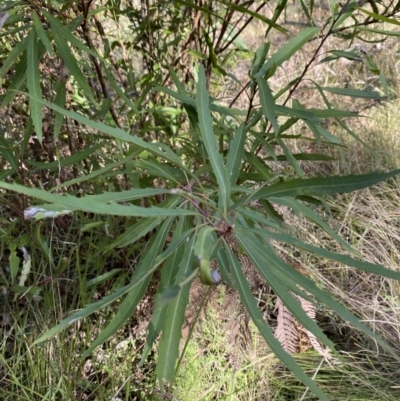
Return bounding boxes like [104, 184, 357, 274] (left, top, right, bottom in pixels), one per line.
[34, 224, 193, 344]
[226, 123, 246, 186]
[237, 229, 400, 359]
[156, 233, 196, 382]
[251, 43, 270, 77]
[82, 217, 175, 358]
[359, 8, 400, 26]
[236, 233, 334, 350]
[107, 217, 161, 250]
[29, 144, 104, 171]
[51, 150, 142, 190]
[23, 97, 188, 168]
[53, 78, 66, 140]
[41, 9, 103, 59]
[27, 29, 42, 143]
[0, 181, 195, 217]
[193, 226, 220, 285]
[245, 169, 400, 201]
[196, 64, 229, 214]
[0, 35, 29, 79]
[270, 196, 354, 252]
[52, 32, 97, 105]
[215, 0, 286, 34]
[0, 50, 27, 110]
[246, 227, 400, 282]
[103, 67, 139, 114]
[224, 244, 330, 401]
[32, 11, 54, 57]
[255, 27, 320, 78]
[320, 86, 385, 99]
[0, 135, 18, 172]
[141, 217, 189, 364]
[257, 78, 280, 135]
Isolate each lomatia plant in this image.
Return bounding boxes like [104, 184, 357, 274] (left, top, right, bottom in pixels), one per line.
[1, 0, 400, 399]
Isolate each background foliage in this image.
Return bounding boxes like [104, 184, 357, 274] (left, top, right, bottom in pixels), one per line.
[1, 0, 400, 400]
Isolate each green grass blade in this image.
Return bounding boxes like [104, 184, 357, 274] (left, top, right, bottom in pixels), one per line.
[257, 77, 280, 136]
[224, 243, 330, 401]
[226, 123, 246, 186]
[255, 27, 320, 78]
[26, 29, 42, 143]
[196, 64, 229, 214]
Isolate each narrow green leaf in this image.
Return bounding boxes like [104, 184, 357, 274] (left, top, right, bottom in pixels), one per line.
[257, 78, 280, 136]
[83, 217, 175, 357]
[29, 144, 103, 171]
[236, 233, 334, 350]
[320, 86, 385, 99]
[0, 50, 27, 110]
[27, 29, 43, 143]
[226, 123, 246, 186]
[32, 11, 54, 57]
[215, 0, 286, 34]
[196, 64, 229, 214]
[34, 219, 187, 345]
[224, 244, 330, 401]
[236, 228, 400, 360]
[251, 43, 270, 77]
[0, 135, 18, 172]
[53, 78, 66, 141]
[85, 269, 122, 289]
[41, 9, 103, 59]
[25, 97, 187, 169]
[308, 108, 359, 118]
[0, 181, 195, 218]
[141, 217, 189, 364]
[270, 196, 354, 252]
[359, 7, 400, 26]
[103, 67, 139, 114]
[250, 227, 400, 283]
[51, 150, 142, 190]
[0, 35, 29, 79]
[52, 32, 97, 105]
[108, 217, 161, 250]
[247, 169, 400, 201]
[255, 27, 320, 78]
[156, 234, 196, 382]
[193, 226, 220, 285]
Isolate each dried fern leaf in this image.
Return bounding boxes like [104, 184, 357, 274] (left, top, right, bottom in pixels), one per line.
[298, 296, 332, 359]
[274, 297, 298, 354]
